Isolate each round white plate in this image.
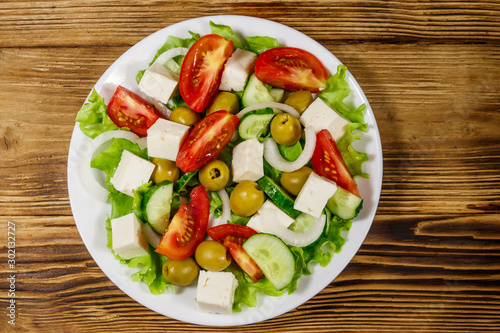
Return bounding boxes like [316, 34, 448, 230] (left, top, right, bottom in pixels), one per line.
[67, 15, 383, 326]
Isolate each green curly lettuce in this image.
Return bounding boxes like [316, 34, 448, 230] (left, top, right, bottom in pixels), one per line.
[75, 89, 119, 139]
[318, 64, 367, 128]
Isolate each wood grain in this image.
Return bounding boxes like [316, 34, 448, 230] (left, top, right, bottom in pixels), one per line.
[1, 0, 499, 332]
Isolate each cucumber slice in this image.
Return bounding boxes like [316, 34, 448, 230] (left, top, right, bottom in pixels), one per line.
[269, 88, 285, 103]
[242, 233, 295, 290]
[326, 186, 363, 220]
[241, 74, 274, 108]
[142, 181, 173, 234]
[238, 112, 275, 140]
[284, 213, 326, 247]
[257, 176, 301, 218]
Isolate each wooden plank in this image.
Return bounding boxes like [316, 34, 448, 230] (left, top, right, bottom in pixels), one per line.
[1, 1, 500, 48]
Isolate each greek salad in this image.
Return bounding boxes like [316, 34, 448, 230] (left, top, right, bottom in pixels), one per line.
[75, 21, 369, 315]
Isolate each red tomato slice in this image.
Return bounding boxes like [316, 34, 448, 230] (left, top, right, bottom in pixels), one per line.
[207, 224, 257, 243]
[176, 110, 239, 173]
[224, 236, 264, 283]
[179, 34, 233, 112]
[311, 129, 360, 196]
[254, 47, 329, 92]
[155, 186, 209, 260]
[107, 85, 162, 136]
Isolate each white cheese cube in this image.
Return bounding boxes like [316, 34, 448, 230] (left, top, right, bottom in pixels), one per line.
[300, 97, 350, 142]
[247, 200, 295, 232]
[294, 172, 338, 218]
[219, 48, 257, 92]
[231, 139, 264, 182]
[110, 150, 155, 197]
[197, 271, 238, 315]
[138, 62, 179, 104]
[111, 213, 149, 260]
[146, 118, 190, 161]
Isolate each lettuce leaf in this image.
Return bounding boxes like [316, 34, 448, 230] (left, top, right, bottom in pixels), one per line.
[95, 138, 173, 295]
[90, 138, 148, 188]
[318, 65, 367, 128]
[209, 190, 223, 218]
[209, 21, 246, 50]
[246, 36, 279, 55]
[75, 89, 119, 139]
[338, 123, 370, 180]
[228, 263, 285, 312]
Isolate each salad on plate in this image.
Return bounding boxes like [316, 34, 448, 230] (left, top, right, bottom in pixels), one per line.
[73, 20, 370, 317]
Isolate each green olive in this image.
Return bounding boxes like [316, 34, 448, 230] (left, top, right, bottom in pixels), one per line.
[199, 160, 230, 191]
[169, 106, 201, 126]
[206, 92, 239, 115]
[195, 240, 232, 272]
[152, 158, 180, 183]
[229, 180, 265, 217]
[162, 257, 200, 286]
[280, 166, 314, 196]
[270, 113, 302, 146]
[284, 90, 313, 115]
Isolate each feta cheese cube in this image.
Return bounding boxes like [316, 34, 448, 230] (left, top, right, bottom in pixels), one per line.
[110, 150, 155, 197]
[111, 213, 149, 259]
[219, 48, 257, 92]
[247, 200, 295, 232]
[197, 271, 238, 315]
[138, 62, 179, 104]
[294, 172, 338, 218]
[147, 118, 190, 161]
[300, 97, 350, 142]
[231, 139, 264, 182]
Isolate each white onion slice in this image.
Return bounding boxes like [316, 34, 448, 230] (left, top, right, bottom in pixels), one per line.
[141, 223, 161, 248]
[236, 102, 300, 119]
[152, 99, 172, 119]
[79, 130, 141, 202]
[152, 47, 189, 67]
[208, 189, 232, 230]
[263, 126, 317, 172]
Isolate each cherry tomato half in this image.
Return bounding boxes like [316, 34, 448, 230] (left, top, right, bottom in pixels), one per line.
[155, 186, 209, 260]
[179, 34, 233, 112]
[311, 129, 360, 196]
[176, 110, 239, 173]
[107, 85, 162, 136]
[255, 47, 329, 93]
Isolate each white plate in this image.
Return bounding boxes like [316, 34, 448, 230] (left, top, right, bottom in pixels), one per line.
[67, 15, 383, 326]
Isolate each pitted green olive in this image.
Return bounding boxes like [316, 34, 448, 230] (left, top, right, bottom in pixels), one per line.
[206, 92, 239, 115]
[170, 106, 201, 126]
[162, 257, 200, 286]
[270, 113, 302, 146]
[284, 90, 313, 114]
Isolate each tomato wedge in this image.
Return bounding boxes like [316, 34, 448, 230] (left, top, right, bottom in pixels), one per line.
[176, 110, 239, 173]
[107, 85, 162, 136]
[207, 224, 263, 282]
[311, 129, 360, 196]
[207, 224, 257, 242]
[224, 236, 264, 283]
[179, 34, 233, 112]
[155, 186, 209, 260]
[254, 47, 328, 92]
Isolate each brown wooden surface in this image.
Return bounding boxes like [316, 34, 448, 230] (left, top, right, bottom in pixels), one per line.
[1, 0, 499, 332]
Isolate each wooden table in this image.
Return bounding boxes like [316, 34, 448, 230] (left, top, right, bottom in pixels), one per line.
[1, 1, 499, 332]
